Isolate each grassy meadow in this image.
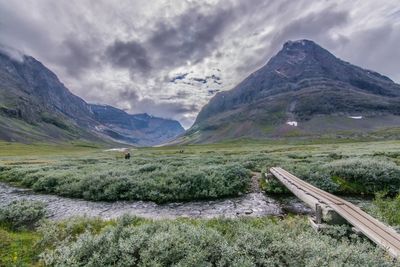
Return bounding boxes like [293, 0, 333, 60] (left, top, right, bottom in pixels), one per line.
[1, 139, 400, 265]
[1, 139, 400, 202]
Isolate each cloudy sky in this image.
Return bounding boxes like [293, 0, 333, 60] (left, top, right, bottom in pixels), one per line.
[0, 0, 399, 128]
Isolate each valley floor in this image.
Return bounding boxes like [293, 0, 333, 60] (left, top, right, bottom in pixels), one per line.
[1, 140, 400, 265]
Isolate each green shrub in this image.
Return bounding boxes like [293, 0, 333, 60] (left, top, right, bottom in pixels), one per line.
[328, 152, 343, 160]
[3, 144, 400, 202]
[0, 156, 252, 203]
[0, 200, 46, 230]
[138, 163, 162, 173]
[41, 220, 232, 266]
[277, 158, 400, 195]
[283, 164, 341, 193]
[39, 217, 395, 266]
[37, 216, 115, 249]
[325, 158, 400, 194]
[370, 192, 400, 227]
[262, 178, 289, 194]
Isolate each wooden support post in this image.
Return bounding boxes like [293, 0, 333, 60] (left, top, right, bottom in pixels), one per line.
[265, 173, 274, 180]
[315, 204, 322, 224]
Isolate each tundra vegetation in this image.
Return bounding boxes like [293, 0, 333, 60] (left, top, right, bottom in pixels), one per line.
[2, 140, 400, 202]
[1, 213, 398, 266]
[1, 140, 400, 265]
[0, 200, 46, 230]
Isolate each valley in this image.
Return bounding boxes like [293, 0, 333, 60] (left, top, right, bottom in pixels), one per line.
[1, 23, 400, 265]
[1, 0, 400, 264]
[1, 140, 400, 265]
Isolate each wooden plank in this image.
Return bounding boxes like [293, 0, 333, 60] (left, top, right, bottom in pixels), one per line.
[269, 168, 344, 223]
[269, 167, 400, 258]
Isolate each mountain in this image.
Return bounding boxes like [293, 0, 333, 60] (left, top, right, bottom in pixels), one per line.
[0, 51, 184, 145]
[0, 52, 102, 143]
[181, 39, 400, 143]
[89, 104, 184, 146]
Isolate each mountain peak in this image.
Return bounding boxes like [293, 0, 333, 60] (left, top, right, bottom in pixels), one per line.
[281, 39, 331, 54]
[276, 39, 334, 62]
[283, 39, 317, 48]
[257, 39, 338, 82]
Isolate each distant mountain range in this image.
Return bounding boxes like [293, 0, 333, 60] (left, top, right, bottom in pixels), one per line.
[2, 40, 400, 146]
[89, 104, 184, 146]
[177, 39, 400, 143]
[0, 51, 184, 146]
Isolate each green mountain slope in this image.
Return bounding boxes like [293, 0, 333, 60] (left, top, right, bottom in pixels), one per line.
[180, 40, 400, 143]
[0, 52, 103, 143]
[0, 51, 184, 145]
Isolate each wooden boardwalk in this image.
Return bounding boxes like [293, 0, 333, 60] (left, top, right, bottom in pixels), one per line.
[270, 167, 400, 258]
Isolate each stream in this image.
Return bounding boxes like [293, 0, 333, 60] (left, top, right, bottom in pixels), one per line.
[0, 182, 313, 220]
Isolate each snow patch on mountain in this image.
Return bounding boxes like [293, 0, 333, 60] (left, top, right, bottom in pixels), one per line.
[348, 116, 363, 119]
[286, 121, 298, 127]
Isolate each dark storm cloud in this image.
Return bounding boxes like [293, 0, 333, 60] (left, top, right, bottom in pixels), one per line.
[270, 8, 349, 49]
[336, 23, 400, 82]
[103, 4, 235, 75]
[105, 40, 151, 73]
[147, 6, 234, 68]
[58, 38, 97, 77]
[119, 88, 140, 102]
[236, 7, 350, 75]
[0, 3, 53, 59]
[389, 9, 400, 20]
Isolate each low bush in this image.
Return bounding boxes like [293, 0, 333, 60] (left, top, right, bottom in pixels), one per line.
[276, 158, 400, 195]
[39, 216, 395, 266]
[284, 164, 341, 193]
[3, 144, 400, 203]
[0, 200, 46, 230]
[0, 156, 252, 203]
[369, 192, 400, 227]
[324, 158, 400, 194]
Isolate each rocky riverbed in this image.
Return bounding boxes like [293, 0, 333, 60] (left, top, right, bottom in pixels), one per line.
[1, 182, 314, 220]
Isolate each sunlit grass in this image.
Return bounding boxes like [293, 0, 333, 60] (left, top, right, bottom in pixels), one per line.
[0, 227, 41, 266]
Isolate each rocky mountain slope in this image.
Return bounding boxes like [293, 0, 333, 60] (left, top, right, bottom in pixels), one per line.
[181, 40, 400, 143]
[89, 104, 184, 146]
[0, 51, 183, 145]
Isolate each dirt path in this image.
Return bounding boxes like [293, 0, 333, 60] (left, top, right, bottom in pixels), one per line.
[250, 172, 262, 193]
[0, 182, 285, 220]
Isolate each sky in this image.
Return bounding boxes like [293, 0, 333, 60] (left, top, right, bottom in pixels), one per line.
[0, 0, 399, 128]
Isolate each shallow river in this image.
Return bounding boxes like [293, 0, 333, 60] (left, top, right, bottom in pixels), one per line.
[0, 182, 314, 220]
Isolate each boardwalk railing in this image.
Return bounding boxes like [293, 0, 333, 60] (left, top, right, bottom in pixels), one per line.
[270, 167, 400, 258]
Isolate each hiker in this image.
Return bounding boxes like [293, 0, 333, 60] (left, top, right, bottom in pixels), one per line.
[124, 152, 131, 159]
